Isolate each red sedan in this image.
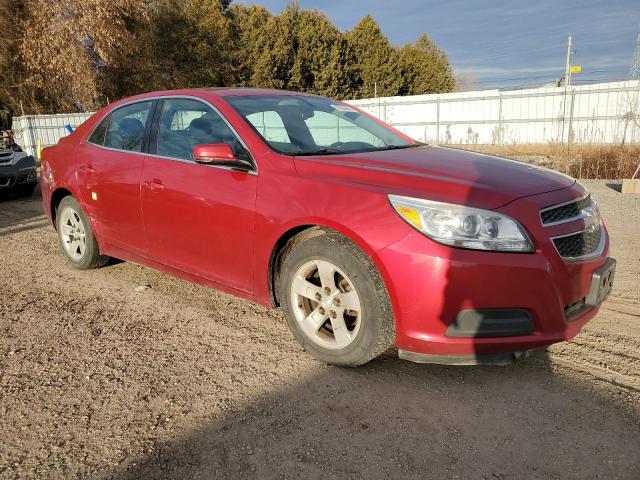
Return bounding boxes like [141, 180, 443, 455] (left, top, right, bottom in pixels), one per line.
[40, 88, 615, 366]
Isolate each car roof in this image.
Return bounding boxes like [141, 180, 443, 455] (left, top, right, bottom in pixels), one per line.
[114, 88, 320, 105]
[204, 87, 319, 98]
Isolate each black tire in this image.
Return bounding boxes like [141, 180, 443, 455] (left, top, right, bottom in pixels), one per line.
[279, 229, 395, 367]
[56, 196, 110, 270]
[16, 183, 36, 197]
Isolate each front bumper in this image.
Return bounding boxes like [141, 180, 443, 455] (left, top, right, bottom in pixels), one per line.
[379, 186, 611, 360]
[398, 349, 531, 366]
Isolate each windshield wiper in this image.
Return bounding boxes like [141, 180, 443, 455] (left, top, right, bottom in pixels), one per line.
[374, 143, 425, 151]
[289, 147, 345, 156]
[286, 143, 425, 157]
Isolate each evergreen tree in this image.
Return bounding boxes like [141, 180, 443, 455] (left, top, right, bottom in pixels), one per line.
[289, 9, 357, 98]
[248, 1, 299, 89]
[151, 0, 236, 90]
[321, 37, 361, 99]
[2, 0, 456, 113]
[397, 33, 455, 95]
[347, 15, 402, 98]
[229, 4, 273, 86]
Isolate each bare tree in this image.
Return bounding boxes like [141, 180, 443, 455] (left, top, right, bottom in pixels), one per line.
[620, 91, 640, 148]
[454, 71, 477, 92]
[20, 0, 150, 112]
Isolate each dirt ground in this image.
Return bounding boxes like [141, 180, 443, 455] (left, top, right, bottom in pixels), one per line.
[0, 180, 639, 479]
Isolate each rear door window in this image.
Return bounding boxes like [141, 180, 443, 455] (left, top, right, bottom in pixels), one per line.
[104, 101, 153, 152]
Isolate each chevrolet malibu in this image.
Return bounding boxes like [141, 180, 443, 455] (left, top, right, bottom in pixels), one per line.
[40, 88, 615, 366]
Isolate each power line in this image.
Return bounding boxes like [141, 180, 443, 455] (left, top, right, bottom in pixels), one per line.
[473, 74, 561, 85]
[457, 37, 631, 65]
[459, 44, 562, 62]
[458, 34, 638, 90]
[469, 68, 621, 85]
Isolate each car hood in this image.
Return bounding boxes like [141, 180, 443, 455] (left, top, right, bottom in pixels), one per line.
[0, 150, 28, 166]
[293, 145, 575, 210]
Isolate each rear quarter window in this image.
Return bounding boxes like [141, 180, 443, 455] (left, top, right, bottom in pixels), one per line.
[87, 114, 110, 146]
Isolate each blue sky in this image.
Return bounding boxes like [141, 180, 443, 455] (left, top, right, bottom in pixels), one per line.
[236, 0, 640, 90]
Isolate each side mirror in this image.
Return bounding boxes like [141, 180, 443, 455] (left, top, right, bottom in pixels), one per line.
[192, 143, 253, 171]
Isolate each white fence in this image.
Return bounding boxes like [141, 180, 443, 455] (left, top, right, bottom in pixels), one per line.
[12, 112, 92, 158]
[348, 80, 640, 146]
[11, 80, 640, 159]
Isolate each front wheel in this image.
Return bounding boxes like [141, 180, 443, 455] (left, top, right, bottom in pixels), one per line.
[56, 196, 109, 269]
[279, 230, 394, 366]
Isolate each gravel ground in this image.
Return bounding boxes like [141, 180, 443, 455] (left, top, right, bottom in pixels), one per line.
[0, 180, 639, 479]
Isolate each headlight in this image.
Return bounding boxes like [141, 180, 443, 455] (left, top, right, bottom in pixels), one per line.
[388, 194, 534, 252]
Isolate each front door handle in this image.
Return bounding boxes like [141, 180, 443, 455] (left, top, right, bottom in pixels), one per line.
[148, 178, 165, 191]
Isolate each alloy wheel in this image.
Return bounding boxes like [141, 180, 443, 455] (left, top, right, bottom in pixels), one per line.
[59, 206, 87, 261]
[290, 259, 362, 349]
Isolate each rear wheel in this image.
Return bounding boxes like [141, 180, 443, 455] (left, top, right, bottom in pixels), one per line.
[279, 230, 394, 366]
[56, 196, 109, 269]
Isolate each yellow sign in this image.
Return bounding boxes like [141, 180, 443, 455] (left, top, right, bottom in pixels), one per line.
[570, 65, 582, 74]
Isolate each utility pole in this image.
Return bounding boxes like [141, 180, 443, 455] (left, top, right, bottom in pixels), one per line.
[630, 31, 640, 80]
[561, 34, 573, 145]
[564, 34, 573, 87]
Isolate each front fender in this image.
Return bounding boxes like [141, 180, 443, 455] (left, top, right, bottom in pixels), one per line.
[256, 213, 411, 321]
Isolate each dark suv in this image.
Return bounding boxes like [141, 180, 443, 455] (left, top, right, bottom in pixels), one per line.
[0, 131, 38, 196]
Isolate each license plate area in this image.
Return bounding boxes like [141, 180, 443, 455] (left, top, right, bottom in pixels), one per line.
[585, 258, 616, 307]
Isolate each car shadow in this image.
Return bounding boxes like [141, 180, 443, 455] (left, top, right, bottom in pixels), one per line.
[0, 186, 48, 235]
[105, 348, 639, 480]
[99, 154, 637, 479]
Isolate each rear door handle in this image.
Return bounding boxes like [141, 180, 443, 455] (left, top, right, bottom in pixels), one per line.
[148, 178, 165, 191]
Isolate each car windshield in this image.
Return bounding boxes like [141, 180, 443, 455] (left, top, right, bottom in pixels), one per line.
[225, 95, 420, 156]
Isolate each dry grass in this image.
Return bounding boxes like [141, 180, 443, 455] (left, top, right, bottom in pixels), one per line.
[454, 144, 640, 180]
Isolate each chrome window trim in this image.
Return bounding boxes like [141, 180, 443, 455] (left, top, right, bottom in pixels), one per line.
[81, 142, 257, 176]
[539, 192, 591, 227]
[83, 94, 258, 173]
[549, 225, 606, 262]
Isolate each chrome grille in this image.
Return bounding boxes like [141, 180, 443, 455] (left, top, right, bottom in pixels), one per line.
[540, 195, 593, 226]
[552, 226, 602, 260]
